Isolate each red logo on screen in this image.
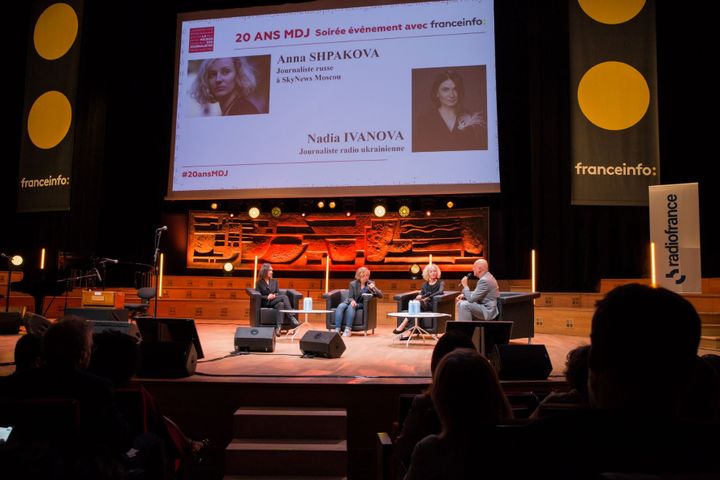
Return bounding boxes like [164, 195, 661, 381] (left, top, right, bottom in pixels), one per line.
[189, 27, 214, 53]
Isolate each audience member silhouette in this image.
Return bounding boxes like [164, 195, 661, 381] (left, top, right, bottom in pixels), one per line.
[521, 284, 719, 479]
[404, 348, 513, 479]
[88, 330, 208, 477]
[0, 316, 131, 478]
[531, 344, 590, 418]
[12, 333, 43, 373]
[394, 331, 476, 467]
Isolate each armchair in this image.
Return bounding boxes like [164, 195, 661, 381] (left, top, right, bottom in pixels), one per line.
[245, 287, 302, 328]
[323, 289, 378, 335]
[393, 290, 458, 334]
[497, 291, 541, 341]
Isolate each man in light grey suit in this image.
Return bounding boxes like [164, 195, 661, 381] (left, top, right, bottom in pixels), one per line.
[456, 258, 499, 321]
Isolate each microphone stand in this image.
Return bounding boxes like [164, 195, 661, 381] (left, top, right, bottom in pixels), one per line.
[153, 228, 164, 317]
[3, 257, 10, 313]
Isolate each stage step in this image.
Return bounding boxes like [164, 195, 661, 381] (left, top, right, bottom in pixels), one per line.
[225, 406, 348, 477]
[700, 336, 720, 351]
[233, 407, 347, 440]
[225, 477, 346, 480]
[224, 439, 347, 476]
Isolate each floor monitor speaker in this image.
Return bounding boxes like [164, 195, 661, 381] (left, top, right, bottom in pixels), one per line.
[139, 341, 197, 378]
[0, 312, 21, 335]
[299, 330, 346, 358]
[90, 320, 141, 341]
[490, 344, 552, 380]
[234, 326, 276, 352]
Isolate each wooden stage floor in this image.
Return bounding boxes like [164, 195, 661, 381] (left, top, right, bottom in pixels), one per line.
[186, 324, 587, 382]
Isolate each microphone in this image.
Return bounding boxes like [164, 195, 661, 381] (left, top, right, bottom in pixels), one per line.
[94, 268, 102, 283]
[457, 272, 474, 288]
[156, 225, 168, 231]
[99, 257, 119, 264]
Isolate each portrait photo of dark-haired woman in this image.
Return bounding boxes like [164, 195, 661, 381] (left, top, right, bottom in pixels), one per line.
[412, 66, 488, 152]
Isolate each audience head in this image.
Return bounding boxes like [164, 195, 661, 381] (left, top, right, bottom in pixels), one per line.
[422, 263, 441, 281]
[432, 348, 512, 435]
[42, 315, 94, 370]
[680, 355, 720, 423]
[564, 344, 590, 395]
[88, 331, 141, 387]
[589, 283, 701, 414]
[431, 331, 476, 377]
[13, 333, 43, 373]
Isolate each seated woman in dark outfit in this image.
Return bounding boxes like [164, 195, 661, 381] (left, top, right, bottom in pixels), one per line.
[255, 263, 299, 335]
[393, 263, 444, 334]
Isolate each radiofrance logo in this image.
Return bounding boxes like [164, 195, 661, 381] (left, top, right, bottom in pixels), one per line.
[663, 193, 685, 285]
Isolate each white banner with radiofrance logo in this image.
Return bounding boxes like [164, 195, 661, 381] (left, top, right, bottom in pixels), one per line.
[649, 183, 702, 293]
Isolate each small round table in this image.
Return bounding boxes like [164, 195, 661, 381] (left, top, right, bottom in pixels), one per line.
[280, 309, 333, 341]
[387, 311, 450, 347]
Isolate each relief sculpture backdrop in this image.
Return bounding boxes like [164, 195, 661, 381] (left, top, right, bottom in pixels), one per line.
[187, 208, 489, 273]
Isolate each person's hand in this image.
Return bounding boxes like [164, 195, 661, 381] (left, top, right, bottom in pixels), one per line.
[456, 293, 465, 302]
[350, 300, 357, 308]
[457, 113, 484, 130]
[460, 276, 469, 289]
[268, 293, 276, 300]
[415, 294, 422, 300]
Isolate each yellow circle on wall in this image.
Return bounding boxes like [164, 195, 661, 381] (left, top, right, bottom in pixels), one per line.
[34, 3, 78, 60]
[578, 61, 650, 131]
[578, 0, 645, 25]
[28, 91, 72, 149]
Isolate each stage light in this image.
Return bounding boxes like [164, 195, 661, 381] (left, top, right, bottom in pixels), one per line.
[248, 206, 261, 219]
[409, 263, 421, 279]
[446, 201, 454, 209]
[271, 206, 282, 218]
[223, 262, 234, 273]
[328, 201, 336, 209]
[342, 199, 354, 217]
[210, 202, 218, 210]
[299, 199, 312, 217]
[317, 200, 325, 209]
[10, 255, 23, 267]
[398, 205, 410, 217]
[421, 199, 433, 217]
[373, 204, 386, 218]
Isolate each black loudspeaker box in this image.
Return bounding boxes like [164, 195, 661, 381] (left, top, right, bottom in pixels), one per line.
[139, 341, 197, 378]
[0, 312, 21, 335]
[490, 344, 553, 380]
[91, 320, 141, 341]
[299, 330, 346, 358]
[64, 307, 129, 322]
[234, 326, 276, 352]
